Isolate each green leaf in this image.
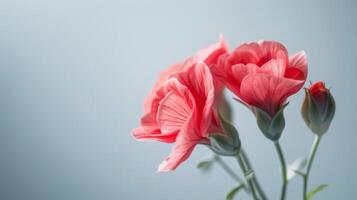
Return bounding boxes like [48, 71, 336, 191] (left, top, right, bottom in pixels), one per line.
[196, 155, 216, 172]
[226, 183, 245, 200]
[197, 160, 214, 171]
[307, 184, 328, 200]
[287, 157, 307, 180]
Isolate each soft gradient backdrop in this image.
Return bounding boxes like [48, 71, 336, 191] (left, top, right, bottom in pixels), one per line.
[1, 0, 356, 199]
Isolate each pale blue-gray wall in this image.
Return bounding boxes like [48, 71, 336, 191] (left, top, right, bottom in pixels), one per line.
[0, 0, 356, 199]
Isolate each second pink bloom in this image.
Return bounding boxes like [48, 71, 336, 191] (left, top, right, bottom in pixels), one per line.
[211, 40, 308, 117]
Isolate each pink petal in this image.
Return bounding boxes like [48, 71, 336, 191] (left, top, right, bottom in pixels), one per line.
[183, 36, 229, 70]
[175, 63, 214, 107]
[157, 119, 200, 172]
[195, 35, 229, 65]
[258, 40, 288, 63]
[133, 78, 192, 143]
[260, 58, 286, 77]
[232, 42, 262, 64]
[132, 127, 177, 143]
[209, 53, 231, 82]
[157, 90, 193, 134]
[229, 63, 260, 96]
[231, 40, 288, 66]
[174, 63, 215, 136]
[143, 63, 184, 113]
[286, 51, 308, 80]
[132, 113, 178, 143]
[240, 74, 304, 116]
[143, 37, 228, 114]
[157, 63, 218, 172]
[157, 140, 197, 172]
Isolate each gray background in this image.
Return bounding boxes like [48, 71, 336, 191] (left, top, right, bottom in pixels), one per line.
[0, 0, 356, 199]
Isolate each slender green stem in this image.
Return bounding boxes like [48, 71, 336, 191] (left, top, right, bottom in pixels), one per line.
[215, 156, 250, 194]
[236, 152, 259, 200]
[274, 141, 288, 200]
[303, 136, 322, 200]
[215, 156, 242, 182]
[241, 149, 268, 200]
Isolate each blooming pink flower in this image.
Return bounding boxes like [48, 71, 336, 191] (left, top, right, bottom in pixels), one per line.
[132, 39, 228, 171]
[211, 40, 308, 117]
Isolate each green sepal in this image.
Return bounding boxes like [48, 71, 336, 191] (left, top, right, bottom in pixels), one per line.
[209, 134, 239, 156]
[301, 89, 311, 125]
[208, 109, 241, 156]
[255, 103, 288, 141]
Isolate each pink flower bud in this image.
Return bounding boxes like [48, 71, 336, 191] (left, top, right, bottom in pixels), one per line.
[301, 81, 336, 135]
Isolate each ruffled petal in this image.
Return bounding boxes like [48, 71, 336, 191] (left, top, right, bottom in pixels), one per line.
[143, 37, 228, 114]
[133, 78, 193, 143]
[231, 42, 262, 64]
[231, 40, 288, 66]
[286, 51, 308, 80]
[143, 63, 184, 113]
[258, 40, 288, 64]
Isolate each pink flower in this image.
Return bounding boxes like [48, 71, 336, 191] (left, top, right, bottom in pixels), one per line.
[142, 37, 228, 122]
[132, 39, 228, 171]
[212, 40, 308, 117]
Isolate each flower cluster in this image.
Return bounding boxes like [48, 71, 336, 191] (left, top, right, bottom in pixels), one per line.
[131, 36, 335, 200]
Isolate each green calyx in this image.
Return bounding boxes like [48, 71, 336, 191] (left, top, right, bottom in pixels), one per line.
[208, 110, 241, 156]
[301, 89, 336, 136]
[255, 103, 288, 141]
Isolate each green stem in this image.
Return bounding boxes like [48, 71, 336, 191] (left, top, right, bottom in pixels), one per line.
[303, 136, 322, 200]
[215, 155, 243, 183]
[274, 141, 288, 200]
[241, 149, 268, 200]
[215, 156, 250, 194]
[236, 152, 259, 200]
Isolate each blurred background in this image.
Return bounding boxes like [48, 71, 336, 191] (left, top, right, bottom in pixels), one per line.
[0, 0, 356, 199]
